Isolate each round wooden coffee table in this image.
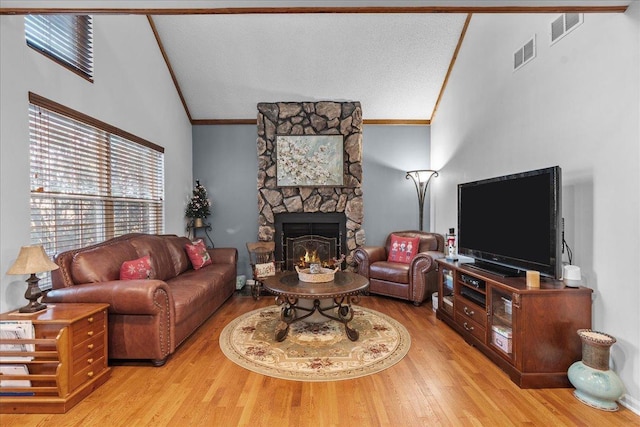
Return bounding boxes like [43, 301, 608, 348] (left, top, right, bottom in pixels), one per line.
[261, 271, 369, 342]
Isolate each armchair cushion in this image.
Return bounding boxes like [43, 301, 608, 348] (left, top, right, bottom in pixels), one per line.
[370, 261, 410, 283]
[387, 234, 420, 264]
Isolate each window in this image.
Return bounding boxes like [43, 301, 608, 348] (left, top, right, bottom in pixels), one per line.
[25, 15, 94, 81]
[29, 93, 164, 287]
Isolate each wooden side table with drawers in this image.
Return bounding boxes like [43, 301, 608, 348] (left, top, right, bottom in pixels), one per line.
[0, 303, 111, 413]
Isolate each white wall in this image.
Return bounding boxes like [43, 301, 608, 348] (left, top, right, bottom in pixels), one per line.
[431, 8, 640, 411]
[0, 15, 193, 312]
[361, 125, 433, 245]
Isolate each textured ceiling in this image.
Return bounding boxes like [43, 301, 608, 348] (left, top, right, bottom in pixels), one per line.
[152, 13, 468, 122]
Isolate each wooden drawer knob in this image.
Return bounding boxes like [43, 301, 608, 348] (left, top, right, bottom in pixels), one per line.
[87, 331, 94, 337]
[87, 317, 94, 323]
[87, 343, 94, 350]
[87, 358, 94, 364]
[87, 371, 94, 378]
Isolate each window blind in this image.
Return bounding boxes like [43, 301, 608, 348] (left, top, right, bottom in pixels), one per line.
[29, 94, 164, 287]
[25, 15, 94, 81]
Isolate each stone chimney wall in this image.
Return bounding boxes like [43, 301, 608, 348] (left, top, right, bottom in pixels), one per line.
[256, 101, 365, 267]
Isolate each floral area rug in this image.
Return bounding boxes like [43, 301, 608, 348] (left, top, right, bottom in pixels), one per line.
[219, 305, 410, 381]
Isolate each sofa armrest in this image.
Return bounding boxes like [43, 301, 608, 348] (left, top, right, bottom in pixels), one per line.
[410, 251, 439, 271]
[43, 280, 174, 315]
[410, 251, 446, 275]
[208, 247, 238, 265]
[408, 251, 445, 303]
[352, 246, 387, 277]
[355, 246, 387, 262]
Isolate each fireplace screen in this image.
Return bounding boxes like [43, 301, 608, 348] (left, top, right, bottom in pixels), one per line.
[286, 235, 338, 271]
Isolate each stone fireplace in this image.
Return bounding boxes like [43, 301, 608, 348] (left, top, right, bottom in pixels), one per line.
[256, 101, 365, 268]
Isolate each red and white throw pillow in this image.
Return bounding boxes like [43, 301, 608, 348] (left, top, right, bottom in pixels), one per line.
[120, 255, 152, 280]
[184, 239, 212, 270]
[387, 234, 420, 264]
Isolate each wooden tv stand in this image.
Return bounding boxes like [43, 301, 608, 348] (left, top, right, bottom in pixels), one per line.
[435, 259, 592, 388]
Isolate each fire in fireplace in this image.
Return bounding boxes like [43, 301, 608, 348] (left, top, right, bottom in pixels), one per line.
[275, 212, 347, 271]
[288, 234, 345, 270]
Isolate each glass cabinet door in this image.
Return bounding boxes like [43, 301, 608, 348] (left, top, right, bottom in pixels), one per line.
[489, 286, 514, 360]
[440, 268, 454, 316]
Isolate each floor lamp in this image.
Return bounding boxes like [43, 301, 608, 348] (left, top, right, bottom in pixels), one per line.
[405, 169, 438, 231]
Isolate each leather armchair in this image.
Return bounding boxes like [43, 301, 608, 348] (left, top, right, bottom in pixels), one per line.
[353, 231, 445, 306]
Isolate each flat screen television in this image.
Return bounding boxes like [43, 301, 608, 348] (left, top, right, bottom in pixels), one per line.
[458, 166, 562, 279]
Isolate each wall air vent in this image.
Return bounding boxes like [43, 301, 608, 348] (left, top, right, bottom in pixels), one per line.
[513, 35, 536, 71]
[551, 13, 583, 45]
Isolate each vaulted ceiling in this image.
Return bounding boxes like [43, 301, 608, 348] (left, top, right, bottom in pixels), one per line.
[151, 13, 468, 123]
[1, 1, 632, 123]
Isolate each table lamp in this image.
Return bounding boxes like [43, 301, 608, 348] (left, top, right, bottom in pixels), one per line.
[6, 245, 59, 313]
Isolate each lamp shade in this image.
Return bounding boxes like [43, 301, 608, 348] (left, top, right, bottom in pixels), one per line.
[6, 245, 59, 275]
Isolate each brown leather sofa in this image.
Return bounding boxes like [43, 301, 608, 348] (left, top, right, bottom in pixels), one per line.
[44, 233, 237, 366]
[353, 231, 444, 306]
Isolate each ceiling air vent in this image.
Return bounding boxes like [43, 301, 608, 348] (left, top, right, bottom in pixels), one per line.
[513, 36, 536, 71]
[551, 13, 583, 45]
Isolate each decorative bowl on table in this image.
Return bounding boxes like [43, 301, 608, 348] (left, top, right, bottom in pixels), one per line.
[295, 266, 339, 283]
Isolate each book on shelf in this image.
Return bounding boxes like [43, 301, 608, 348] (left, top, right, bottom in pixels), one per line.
[0, 320, 35, 361]
[0, 364, 34, 396]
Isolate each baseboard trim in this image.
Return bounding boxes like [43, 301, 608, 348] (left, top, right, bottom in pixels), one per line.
[619, 393, 640, 416]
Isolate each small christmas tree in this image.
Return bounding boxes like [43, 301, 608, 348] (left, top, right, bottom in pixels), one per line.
[185, 180, 211, 219]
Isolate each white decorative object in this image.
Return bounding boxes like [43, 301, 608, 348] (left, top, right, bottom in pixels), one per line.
[563, 265, 582, 287]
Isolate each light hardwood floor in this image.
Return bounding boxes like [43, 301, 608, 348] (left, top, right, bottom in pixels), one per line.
[1, 293, 638, 426]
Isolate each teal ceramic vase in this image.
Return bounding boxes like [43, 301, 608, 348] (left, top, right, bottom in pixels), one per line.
[568, 329, 625, 411]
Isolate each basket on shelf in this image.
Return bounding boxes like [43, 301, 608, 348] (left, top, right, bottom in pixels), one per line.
[295, 266, 339, 283]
